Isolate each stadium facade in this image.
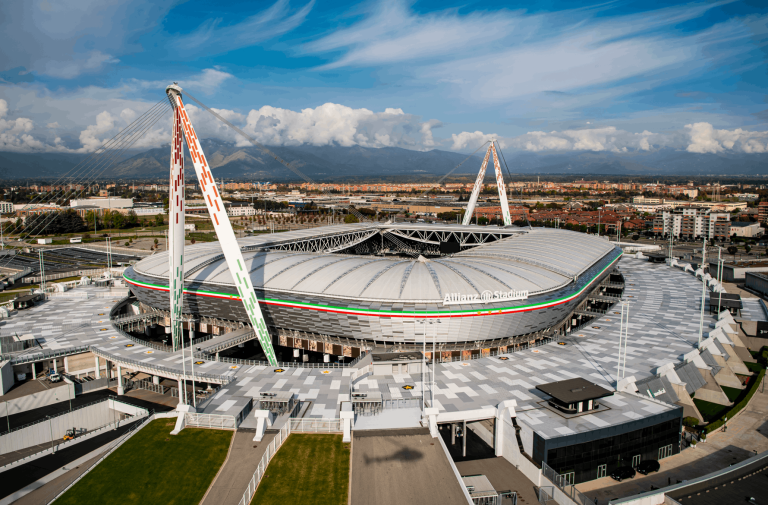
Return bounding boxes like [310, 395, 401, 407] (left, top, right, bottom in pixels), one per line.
[124, 224, 622, 355]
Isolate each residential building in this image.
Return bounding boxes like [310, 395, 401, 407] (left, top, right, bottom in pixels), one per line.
[653, 209, 730, 240]
[0, 202, 13, 214]
[759, 202, 768, 223]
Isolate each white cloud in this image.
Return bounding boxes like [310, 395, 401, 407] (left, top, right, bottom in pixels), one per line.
[46, 122, 60, 129]
[449, 124, 768, 154]
[241, 102, 438, 150]
[305, 2, 515, 70]
[685, 122, 768, 154]
[450, 131, 501, 151]
[43, 50, 119, 79]
[175, 0, 313, 55]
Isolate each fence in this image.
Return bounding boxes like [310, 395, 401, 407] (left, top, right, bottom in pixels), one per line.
[185, 412, 237, 430]
[25, 266, 127, 284]
[213, 351, 368, 369]
[541, 462, 594, 505]
[0, 397, 144, 455]
[4, 267, 31, 283]
[289, 418, 342, 433]
[383, 398, 422, 410]
[124, 378, 166, 395]
[1, 345, 90, 365]
[237, 422, 290, 505]
[438, 337, 557, 363]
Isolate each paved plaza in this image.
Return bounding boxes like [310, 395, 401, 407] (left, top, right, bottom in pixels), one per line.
[1, 256, 760, 427]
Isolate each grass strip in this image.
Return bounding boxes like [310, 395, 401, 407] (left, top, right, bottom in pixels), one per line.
[250, 434, 350, 505]
[56, 419, 232, 505]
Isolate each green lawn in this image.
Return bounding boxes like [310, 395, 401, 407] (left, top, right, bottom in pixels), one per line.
[56, 419, 233, 505]
[250, 434, 350, 505]
[745, 361, 765, 373]
[721, 386, 744, 402]
[693, 399, 730, 423]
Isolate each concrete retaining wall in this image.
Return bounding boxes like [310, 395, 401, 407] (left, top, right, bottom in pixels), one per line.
[0, 400, 117, 455]
[0, 382, 75, 414]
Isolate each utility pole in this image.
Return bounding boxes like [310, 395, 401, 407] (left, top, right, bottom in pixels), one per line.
[717, 247, 723, 315]
[39, 249, 46, 293]
[698, 238, 707, 345]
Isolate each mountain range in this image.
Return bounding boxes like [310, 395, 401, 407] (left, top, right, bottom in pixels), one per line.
[0, 139, 766, 180]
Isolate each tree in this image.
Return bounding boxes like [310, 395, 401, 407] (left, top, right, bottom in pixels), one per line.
[745, 244, 752, 254]
[190, 238, 196, 244]
[344, 214, 359, 224]
[631, 234, 639, 241]
[154, 213, 164, 227]
[154, 238, 159, 246]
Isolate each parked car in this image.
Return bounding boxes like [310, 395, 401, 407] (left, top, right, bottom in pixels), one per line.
[637, 460, 660, 475]
[49, 371, 61, 383]
[610, 466, 636, 481]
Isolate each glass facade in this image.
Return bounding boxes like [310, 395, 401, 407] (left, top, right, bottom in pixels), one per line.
[533, 412, 682, 484]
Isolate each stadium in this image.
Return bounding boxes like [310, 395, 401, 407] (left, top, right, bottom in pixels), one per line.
[123, 223, 623, 358]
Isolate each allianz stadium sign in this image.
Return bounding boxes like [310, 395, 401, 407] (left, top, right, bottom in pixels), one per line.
[442, 289, 529, 306]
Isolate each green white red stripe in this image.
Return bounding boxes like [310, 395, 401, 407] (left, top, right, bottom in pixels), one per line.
[124, 250, 621, 319]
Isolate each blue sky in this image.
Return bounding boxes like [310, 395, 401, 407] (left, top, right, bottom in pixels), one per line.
[0, 0, 766, 155]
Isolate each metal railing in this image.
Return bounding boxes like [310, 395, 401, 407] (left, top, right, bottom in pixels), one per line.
[237, 422, 291, 505]
[383, 398, 422, 410]
[185, 412, 237, 430]
[438, 337, 557, 363]
[90, 347, 234, 384]
[210, 350, 368, 369]
[124, 378, 166, 395]
[289, 418, 342, 433]
[1, 345, 90, 365]
[542, 462, 594, 505]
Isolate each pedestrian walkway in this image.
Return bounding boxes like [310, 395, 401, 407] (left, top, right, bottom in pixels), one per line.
[201, 429, 277, 505]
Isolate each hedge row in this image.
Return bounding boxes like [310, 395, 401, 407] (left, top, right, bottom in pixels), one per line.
[705, 368, 766, 434]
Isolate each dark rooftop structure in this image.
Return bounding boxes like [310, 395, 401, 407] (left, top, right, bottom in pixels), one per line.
[536, 377, 613, 414]
[646, 252, 670, 263]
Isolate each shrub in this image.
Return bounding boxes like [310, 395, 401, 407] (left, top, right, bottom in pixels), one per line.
[706, 368, 765, 433]
[683, 416, 700, 428]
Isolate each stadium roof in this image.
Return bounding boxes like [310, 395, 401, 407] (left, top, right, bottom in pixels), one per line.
[133, 224, 616, 303]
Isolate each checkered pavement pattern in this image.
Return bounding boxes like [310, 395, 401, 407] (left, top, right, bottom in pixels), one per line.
[3, 257, 747, 429]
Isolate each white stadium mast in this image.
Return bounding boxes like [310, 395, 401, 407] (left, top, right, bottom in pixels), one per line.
[462, 141, 512, 226]
[166, 84, 279, 366]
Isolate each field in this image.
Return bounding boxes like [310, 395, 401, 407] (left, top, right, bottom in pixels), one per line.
[250, 434, 350, 505]
[693, 399, 730, 423]
[56, 419, 233, 505]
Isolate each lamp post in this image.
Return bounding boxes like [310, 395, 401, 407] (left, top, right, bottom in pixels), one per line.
[698, 238, 707, 346]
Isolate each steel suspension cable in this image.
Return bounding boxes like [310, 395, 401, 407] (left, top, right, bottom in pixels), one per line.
[18, 104, 171, 241]
[11, 100, 168, 215]
[494, 141, 532, 230]
[182, 90, 372, 224]
[417, 141, 490, 199]
[5, 101, 169, 239]
[0, 102, 171, 272]
[14, 104, 170, 242]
